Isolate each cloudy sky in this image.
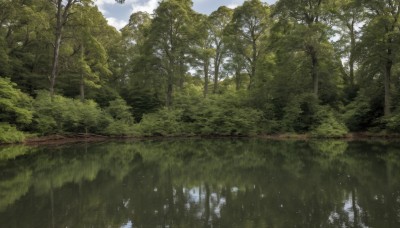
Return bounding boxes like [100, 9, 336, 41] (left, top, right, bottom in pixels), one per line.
[95, 0, 277, 30]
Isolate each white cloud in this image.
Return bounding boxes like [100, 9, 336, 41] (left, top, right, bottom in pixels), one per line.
[130, 0, 159, 14]
[95, 0, 159, 14]
[94, 0, 115, 14]
[95, 0, 118, 7]
[226, 4, 239, 9]
[94, 0, 159, 29]
[106, 17, 127, 30]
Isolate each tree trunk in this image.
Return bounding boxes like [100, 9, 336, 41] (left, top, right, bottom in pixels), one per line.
[384, 58, 392, 116]
[178, 53, 185, 89]
[213, 55, 220, 94]
[80, 74, 85, 102]
[50, 0, 63, 99]
[166, 70, 174, 107]
[235, 66, 241, 91]
[349, 23, 356, 86]
[80, 44, 85, 102]
[249, 40, 257, 90]
[309, 46, 319, 96]
[204, 61, 209, 98]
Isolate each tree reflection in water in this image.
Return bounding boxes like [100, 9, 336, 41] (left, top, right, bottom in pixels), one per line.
[0, 139, 400, 227]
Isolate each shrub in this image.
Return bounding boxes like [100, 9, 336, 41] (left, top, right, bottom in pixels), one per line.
[135, 108, 184, 136]
[176, 92, 263, 136]
[32, 91, 108, 134]
[103, 120, 136, 136]
[0, 123, 25, 144]
[105, 98, 134, 123]
[343, 92, 373, 131]
[73, 100, 105, 134]
[102, 98, 136, 136]
[199, 106, 262, 136]
[385, 114, 400, 133]
[0, 77, 33, 126]
[281, 93, 320, 132]
[311, 110, 348, 138]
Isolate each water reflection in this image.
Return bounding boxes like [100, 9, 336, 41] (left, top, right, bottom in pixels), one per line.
[0, 139, 400, 227]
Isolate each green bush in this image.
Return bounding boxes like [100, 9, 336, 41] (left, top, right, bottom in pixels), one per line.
[259, 119, 281, 134]
[176, 92, 262, 136]
[0, 77, 33, 126]
[103, 120, 136, 136]
[385, 114, 400, 133]
[311, 110, 348, 138]
[281, 93, 320, 132]
[343, 92, 373, 131]
[199, 106, 262, 136]
[102, 98, 136, 136]
[32, 91, 109, 134]
[0, 123, 25, 143]
[105, 98, 134, 123]
[135, 108, 184, 136]
[134, 91, 263, 137]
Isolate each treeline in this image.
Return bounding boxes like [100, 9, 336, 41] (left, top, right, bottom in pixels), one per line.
[2, 0, 400, 143]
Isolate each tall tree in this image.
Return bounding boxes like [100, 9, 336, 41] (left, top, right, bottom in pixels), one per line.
[331, 0, 364, 88]
[0, 0, 53, 93]
[48, 0, 123, 98]
[359, 0, 400, 116]
[208, 6, 233, 93]
[72, 4, 113, 101]
[191, 14, 213, 97]
[120, 11, 153, 90]
[228, 0, 270, 89]
[148, 0, 194, 106]
[275, 0, 331, 96]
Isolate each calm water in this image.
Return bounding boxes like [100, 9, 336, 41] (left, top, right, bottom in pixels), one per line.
[0, 139, 400, 227]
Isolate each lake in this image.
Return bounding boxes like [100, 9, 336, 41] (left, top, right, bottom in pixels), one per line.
[0, 139, 399, 227]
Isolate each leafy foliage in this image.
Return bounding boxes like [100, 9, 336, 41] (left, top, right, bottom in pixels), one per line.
[311, 115, 349, 138]
[343, 92, 374, 131]
[0, 123, 26, 144]
[136, 108, 185, 136]
[0, 77, 33, 126]
[32, 91, 109, 134]
[281, 93, 320, 132]
[2, 0, 400, 138]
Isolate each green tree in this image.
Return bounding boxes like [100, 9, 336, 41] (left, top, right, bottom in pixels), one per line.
[120, 11, 152, 85]
[191, 14, 213, 97]
[228, 0, 270, 89]
[120, 11, 163, 118]
[48, 0, 123, 98]
[275, 0, 332, 96]
[359, 0, 400, 116]
[208, 6, 233, 93]
[331, 0, 364, 90]
[148, 0, 194, 106]
[0, 0, 53, 94]
[71, 4, 113, 101]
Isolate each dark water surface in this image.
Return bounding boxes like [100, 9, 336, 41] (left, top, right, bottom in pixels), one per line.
[0, 139, 400, 227]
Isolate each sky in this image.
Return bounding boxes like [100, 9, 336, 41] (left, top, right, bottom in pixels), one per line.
[94, 0, 277, 30]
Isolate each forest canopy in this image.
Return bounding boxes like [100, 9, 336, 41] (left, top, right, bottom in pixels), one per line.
[1, 0, 400, 143]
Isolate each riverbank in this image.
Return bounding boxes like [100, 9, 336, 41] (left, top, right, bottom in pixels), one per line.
[23, 134, 112, 146]
[260, 132, 400, 140]
[0, 131, 393, 146]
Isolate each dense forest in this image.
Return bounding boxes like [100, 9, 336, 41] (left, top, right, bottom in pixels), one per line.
[1, 0, 400, 143]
